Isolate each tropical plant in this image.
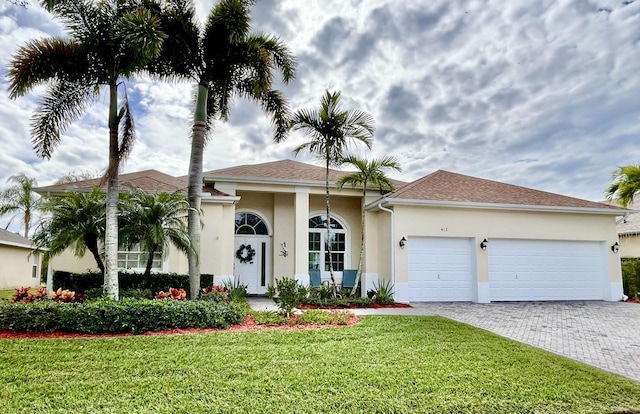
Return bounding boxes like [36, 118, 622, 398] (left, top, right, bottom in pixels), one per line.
[33, 187, 107, 275]
[119, 187, 194, 285]
[0, 174, 41, 237]
[337, 155, 401, 296]
[267, 277, 308, 317]
[368, 279, 395, 305]
[605, 165, 640, 208]
[291, 90, 375, 286]
[148, 0, 296, 299]
[7, 0, 169, 299]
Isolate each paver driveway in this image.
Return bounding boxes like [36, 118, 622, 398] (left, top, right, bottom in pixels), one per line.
[350, 301, 640, 382]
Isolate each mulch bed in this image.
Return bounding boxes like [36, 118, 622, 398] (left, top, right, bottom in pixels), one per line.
[624, 298, 640, 304]
[0, 313, 360, 340]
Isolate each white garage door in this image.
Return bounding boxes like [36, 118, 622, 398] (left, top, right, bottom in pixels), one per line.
[488, 239, 605, 301]
[407, 237, 473, 302]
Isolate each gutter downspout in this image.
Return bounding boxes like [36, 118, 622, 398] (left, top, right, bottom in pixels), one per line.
[617, 211, 631, 225]
[378, 203, 395, 288]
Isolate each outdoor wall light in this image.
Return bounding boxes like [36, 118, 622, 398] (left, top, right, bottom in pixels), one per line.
[480, 238, 489, 251]
[611, 242, 620, 253]
[399, 237, 407, 249]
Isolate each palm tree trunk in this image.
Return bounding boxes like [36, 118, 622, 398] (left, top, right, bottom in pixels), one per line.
[187, 82, 208, 300]
[84, 234, 105, 276]
[104, 83, 120, 300]
[24, 210, 30, 238]
[325, 154, 336, 288]
[144, 246, 156, 287]
[352, 187, 366, 297]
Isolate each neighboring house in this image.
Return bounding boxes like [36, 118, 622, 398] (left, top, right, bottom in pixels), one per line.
[614, 201, 640, 258]
[36, 160, 625, 303]
[0, 228, 41, 290]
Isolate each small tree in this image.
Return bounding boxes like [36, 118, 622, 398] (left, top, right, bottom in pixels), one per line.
[337, 155, 401, 296]
[119, 186, 194, 286]
[0, 174, 41, 237]
[291, 91, 374, 287]
[605, 165, 640, 208]
[33, 187, 106, 274]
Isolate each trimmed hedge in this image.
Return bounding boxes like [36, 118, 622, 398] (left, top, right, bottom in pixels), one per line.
[0, 299, 245, 334]
[621, 258, 640, 298]
[53, 271, 215, 297]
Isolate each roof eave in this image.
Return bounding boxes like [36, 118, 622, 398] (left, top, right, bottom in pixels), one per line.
[205, 175, 333, 188]
[371, 198, 626, 215]
[201, 195, 241, 204]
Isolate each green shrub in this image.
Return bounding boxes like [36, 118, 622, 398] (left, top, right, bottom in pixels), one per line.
[621, 258, 640, 298]
[224, 279, 248, 301]
[120, 288, 153, 300]
[200, 291, 229, 303]
[0, 299, 245, 334]
[267, 277, 308, 317]
[251, 310, 287, 326]
[52, 271, 215, 298]
[369, 280, 395, 305]
[297, 309, 332, 325]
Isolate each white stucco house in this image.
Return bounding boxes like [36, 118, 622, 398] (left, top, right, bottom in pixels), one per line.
[0, 228, 42, 290]
[39, 159, 626, 303]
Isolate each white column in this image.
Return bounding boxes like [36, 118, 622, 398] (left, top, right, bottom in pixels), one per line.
[294, 187, 310, 285]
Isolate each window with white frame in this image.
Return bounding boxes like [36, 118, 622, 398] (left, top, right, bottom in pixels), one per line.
[117, 243, 162, 270]
[308, 215, 346, 272]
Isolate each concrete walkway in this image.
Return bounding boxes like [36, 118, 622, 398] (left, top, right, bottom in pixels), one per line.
[247, 298, 640, 382]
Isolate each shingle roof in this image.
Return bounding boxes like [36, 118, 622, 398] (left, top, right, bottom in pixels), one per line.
[36, 170, 187, 193]
[206, 160, 345, 182]
[0, 228, 32, 248]
[603, 200, 640, 235]
[388, 170, 621, 211]
[206, 159, 407, 189]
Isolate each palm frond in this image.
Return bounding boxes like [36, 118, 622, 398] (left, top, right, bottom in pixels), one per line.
[8, 38, 88, 99]
[30, 81, 98, 159]
[118, 87, 136, 164]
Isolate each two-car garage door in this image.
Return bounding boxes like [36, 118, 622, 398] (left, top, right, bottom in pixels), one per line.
[488, 239, 605, 301]
[407, 237, 606, 302]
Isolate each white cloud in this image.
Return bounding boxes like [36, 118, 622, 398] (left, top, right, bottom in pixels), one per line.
[1, 0, 640, 232]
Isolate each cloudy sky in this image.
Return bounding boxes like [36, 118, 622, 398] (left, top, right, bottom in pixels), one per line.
[0, 0, 639, 233]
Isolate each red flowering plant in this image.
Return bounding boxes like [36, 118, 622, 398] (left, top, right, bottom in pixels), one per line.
[155, 288, 187, 300]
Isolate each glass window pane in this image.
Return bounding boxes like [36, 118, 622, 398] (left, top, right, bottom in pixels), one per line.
[254, 221, 268, 235]
[309, 253, 320, 270]
[235, 213, 246, 228]
[236, 225, 255, 235]
[246, 213, 260, 227]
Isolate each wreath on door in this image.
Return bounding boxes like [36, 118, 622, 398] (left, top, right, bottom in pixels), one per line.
[236, 244, 256, 264]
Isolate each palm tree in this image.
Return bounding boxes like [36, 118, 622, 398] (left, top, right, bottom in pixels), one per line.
[119, 187, 194, 285]
[605, 165, 640, 208]
[0, 174, 41, 237]
[291, 90, 375, 286]
[149, 0, 296, 299]
[33, 187, 107, 275]
[8, 0, 168, 299]
[337, 155, 401, 296]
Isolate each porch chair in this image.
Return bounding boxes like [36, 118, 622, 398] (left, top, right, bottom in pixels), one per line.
[309, 268, 322, 287]
[342, 269, 357, 290]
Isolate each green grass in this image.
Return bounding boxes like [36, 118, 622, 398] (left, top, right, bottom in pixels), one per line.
[0, 289, 18, 300]
[1, 316, 639, 413]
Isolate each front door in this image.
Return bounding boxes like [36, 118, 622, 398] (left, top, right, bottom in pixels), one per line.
[234, 236, 270, 294]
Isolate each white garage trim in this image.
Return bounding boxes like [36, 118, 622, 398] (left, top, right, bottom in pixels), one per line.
[407, 237, 474, 302]
[488, 239, 606, 301]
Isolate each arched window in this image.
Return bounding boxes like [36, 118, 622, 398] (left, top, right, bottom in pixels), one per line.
[308, 214, 347, 272]
[235, 212, 269, 235]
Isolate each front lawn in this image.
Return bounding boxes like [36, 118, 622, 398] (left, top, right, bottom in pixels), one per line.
[1, 316, 639, 413]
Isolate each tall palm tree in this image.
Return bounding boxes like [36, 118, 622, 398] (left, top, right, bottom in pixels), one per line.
[605, 165, 640, 208]
[119, 187, 194, 285]
[149, 0, 296, 298]
[291, 90, 375, 286]
[337, 155, 401, 295]
[8, 0, 168, 299]
[0, 174, 41, 237]
[33, 187, 107, 274]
